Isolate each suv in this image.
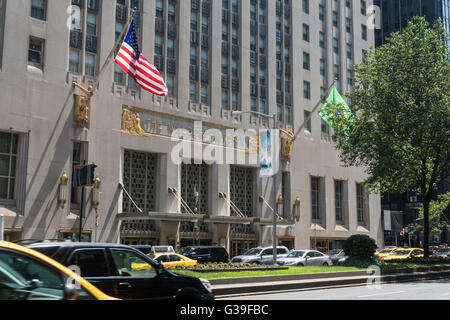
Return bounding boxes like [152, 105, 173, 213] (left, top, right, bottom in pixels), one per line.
[231, 246, 290, 265]
[25, 242, 214, 300]
[177, 246, 229, 263]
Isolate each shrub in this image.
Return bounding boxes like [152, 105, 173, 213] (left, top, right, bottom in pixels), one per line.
[342, 234, 378, 262]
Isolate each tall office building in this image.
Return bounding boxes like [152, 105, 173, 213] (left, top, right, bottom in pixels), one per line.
[0, 0, 381, 255]
[374, 0, 450, 46]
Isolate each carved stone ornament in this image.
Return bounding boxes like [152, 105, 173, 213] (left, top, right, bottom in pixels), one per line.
[121, 108, 150, 137]
[74, 94, 89, 124]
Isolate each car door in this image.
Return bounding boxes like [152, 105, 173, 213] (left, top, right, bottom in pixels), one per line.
[66, 248, 117, 297]
[314, 251, 328, 265]
[260, 249, 273, 264]
[109, 248, 171, 300]
[305, 251, 321, 266]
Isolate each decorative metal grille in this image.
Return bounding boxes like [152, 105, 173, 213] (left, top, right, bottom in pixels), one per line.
[181, 163, 209, 214]
[230, 166, 254, 217]
[230, 166, 254, 235]
[122, 150, 157, 213]
[121, 220, 157, 233]
[180, 162, 209, 234]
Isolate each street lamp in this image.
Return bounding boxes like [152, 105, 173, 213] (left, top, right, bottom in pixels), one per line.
[231, 110, 279, 265]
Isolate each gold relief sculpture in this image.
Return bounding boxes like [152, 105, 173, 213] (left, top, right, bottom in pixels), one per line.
[121, 108, 149, 137]
[280, 129, 294, 159]
[74, 94, 89, 124]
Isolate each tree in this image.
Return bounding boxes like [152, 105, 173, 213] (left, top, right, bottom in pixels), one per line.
[333, 17, 450, 257]
[411, 192, 450, 244]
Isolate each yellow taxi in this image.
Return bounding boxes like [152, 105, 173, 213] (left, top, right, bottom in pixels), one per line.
[0, 241, 118, 300]
[151, 253, 198, 268]
[376, 247, 398, 260]
[381, 248, 424, 261]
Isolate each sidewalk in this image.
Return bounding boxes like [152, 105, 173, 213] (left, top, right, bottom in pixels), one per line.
[210, 266, 450, 297]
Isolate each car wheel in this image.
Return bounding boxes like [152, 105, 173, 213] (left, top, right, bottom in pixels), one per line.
[323, 262, 329, 266]
[297, 263, 304, 267]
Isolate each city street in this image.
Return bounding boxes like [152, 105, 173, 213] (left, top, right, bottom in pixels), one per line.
[217, 278, 450, 300]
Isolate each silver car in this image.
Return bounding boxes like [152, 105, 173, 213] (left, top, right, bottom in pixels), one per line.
[278, 250, 333, 266]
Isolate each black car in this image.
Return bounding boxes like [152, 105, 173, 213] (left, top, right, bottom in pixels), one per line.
[26, 242, 214, 300]
[177, 246, 229, 263]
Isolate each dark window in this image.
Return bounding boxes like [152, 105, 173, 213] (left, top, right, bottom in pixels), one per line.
[68, 249, 109, 278]
[31, 0, 46, 20]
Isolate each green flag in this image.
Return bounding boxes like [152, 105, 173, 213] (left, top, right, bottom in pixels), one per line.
[319, 86, 354, 136]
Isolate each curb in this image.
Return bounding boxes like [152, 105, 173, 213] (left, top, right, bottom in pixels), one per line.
[211, 266, 450, 297]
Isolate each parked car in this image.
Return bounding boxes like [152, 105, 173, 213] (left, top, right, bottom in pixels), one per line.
[326, 249, 348, 264]
[278, 250, 333, 266]
[25, 242, 214, 300]
[381, 248, 424, 261]
[0, 241, 117, 300]
[432, 248, 450, 258]
[231, 246, 290, 265]
[152, 253, 198, 268]
[177, 246, 229, 263]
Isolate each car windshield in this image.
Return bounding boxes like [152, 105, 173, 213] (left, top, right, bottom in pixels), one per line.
[380, 249, 395, 253]
[287, 251, 305, 258]
[391, 250, 410, 256]
[244, 248, 262, 256]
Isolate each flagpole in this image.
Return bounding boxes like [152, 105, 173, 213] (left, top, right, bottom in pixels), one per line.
[88, 8, 137, 95]
[292, 80, 337, 141]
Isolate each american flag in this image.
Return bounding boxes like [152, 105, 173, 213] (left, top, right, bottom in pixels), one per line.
[115, 20, 168, 96]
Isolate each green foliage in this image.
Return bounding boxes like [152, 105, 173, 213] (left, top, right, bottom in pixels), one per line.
[334, 17, 450, 195]
[342, 234, 378, 261]
[411, 192, 450, 240]
[333, 16, 450, 255]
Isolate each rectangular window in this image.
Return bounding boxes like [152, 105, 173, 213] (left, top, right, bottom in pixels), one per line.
[346, 44, 352, 59]
[321, 119, 330, 140]
[87, 12, 97, 36]
[190, 82, 197, 102]
[69, 49, 80, 74]
[201, 85, 208, 104]
[319, 4, 324, 21]
[332, 12, 338, 27]
[361, 1, 366, 15]
[304, 111, 311, 133]
[303, 81, 310, 99]
[31, 0, 46, 20]
[333, 38, 339, 54]
[347, 69, 353, 86]
[356, 183, 366, 224]
[222, 90, 229, 109]
[302, 0, 309, 14]
[311, 177, 322, 221]
[335, 180, 343, 222]
[319, 32, 325, 48]
[71, 142, 87, 209]
[334, 64, 340, 80]
[346, 18, 352, 33]
[320, 59, 325, 76]
[303, 52, 310, 70]
[0, 132, 18, 201]
[361, 24, 367, 40]
[302, 24, 310, 42]
[28, 37, 44, 70]
[85, 53, 95, 77]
